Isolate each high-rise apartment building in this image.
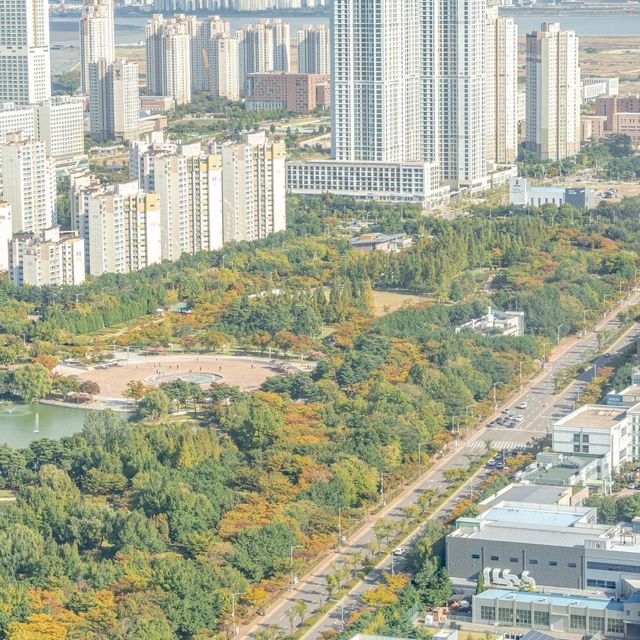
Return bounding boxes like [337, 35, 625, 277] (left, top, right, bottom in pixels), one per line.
[297, 24, 330, 74]
[35, 97, 85, 162]
[109, 59, 140, 142]
[525, 22, 581, 161]
[210, 35, 240, 100]
[80, 0, 115, 95]
[0, 200, 11, 271]
[485, 7, 518, 166]
[135, 141, 223, 260]
[87, 180, 161, 276]
[0, 103, 36, 144]
[240, 19, 291, 76]
[146, 14, 193, 106]
[0, 133, 55, 234]
[438, 0, 487, 188]
[0, 0, 51, 105]
[221, 131, 285, 243]
[191, 15, 229, 93]
[10, 227, 85, 286]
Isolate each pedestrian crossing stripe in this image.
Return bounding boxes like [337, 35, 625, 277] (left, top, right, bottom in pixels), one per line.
[466, 440, 527, 450]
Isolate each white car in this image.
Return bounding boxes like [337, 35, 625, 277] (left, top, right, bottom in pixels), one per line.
[517, 401, 528, 409]
[515, 415, 524, 422]
[393, 547, 406, 556]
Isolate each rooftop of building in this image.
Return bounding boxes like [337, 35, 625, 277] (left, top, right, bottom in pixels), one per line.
[475, 588, 624, 611]
[524, 465, 583, 484]
[480, 484, 573, 508]
[348, 233, 410, 246]
[483, 502, 591, 528]
[555, 403, 627, 430]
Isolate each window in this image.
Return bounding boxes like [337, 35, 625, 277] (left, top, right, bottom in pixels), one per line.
[549, 561, 558, 566]
[498, 607, 512, 622]
[515, 609, 531, 625]
[568, 562, 577, 568]
[570, 614, 586, 631]
[589, 617, 604, 633]
[573, 433, 581, 442]
[529, 559, 538, 565]
[582, 434, 589, 443]
[534, 611, 549, 627]
[587, 561, 640, 574]
[480, 606, 494, 622]
[490, 555, 499, 561]
[607, 619, 624, 634]
[510, 557, 518, 563]
[573, 444, 581, 453]
[471, 554, 480, 559]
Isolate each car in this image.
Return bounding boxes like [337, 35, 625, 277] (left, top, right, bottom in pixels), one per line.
[393, 547, 406, 556]
[501, 408, 512, 415]
[488, 421, 499, 428]
[486, 459, 496, 467]
[515, 415, 524, 422]
[495, 461, 505, 470]
[517, 401, 528, 409]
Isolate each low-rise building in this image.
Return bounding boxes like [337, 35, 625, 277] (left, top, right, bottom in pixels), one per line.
[455, 306, 524, 337]
[9, 226, 85, 286]
[509, 177, 596, 209]
[581, 115, 607, 143]
[140, 95, 175, 114]
[348, 233, 413, 253]
[596, 95, 640, 146]
[34, 97, 85, 165]
[245, 73, 330, 113]
[582, 77, 619, 103]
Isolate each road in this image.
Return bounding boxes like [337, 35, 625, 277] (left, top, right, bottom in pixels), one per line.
[241, 293, 640, 639]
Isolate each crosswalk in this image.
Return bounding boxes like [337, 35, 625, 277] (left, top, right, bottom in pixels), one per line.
[466, 440, 528, 451]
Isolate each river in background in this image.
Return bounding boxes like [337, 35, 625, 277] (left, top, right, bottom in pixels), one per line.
[49, 12, 640, 75]
[0, 403, 90, 449]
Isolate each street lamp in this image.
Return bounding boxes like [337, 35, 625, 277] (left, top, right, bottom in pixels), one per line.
[379, 473, 389, 506]
[591, 363, 598, 380]
[231, 592, 245, 635]
[556, 324, 564, 346]
[418, 441, 430, 467]
[493, 383, 501, 411]
[329, 598, 345, 631]
[290, 545, 303, 586]
[518, 361, 523, 389]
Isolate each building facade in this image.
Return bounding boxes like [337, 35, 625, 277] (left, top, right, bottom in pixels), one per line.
[34, 97, 85, 162]
[525, 22, 581, 161]
[0, 0, 51, 105]
[10, 227, 85, 286]
[245, 73, 330, 112]
[80, 0, 115, 95]
[297, 24, 330, 74]
[0, 133, 55, 234]
[0, 200, 10, 271]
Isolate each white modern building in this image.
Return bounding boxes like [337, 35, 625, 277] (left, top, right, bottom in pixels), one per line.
[0, 200, 11, 271]
[0, 103, 36, 144]
[582, 77, 619, 104]
[35, 97, 85, 163]
[80, 0, 115, 96]
[135, 141, 224, 260]
[0, 132, 55, 234]
[297, 24, 330, 75]
[69, 167, 101, 269]
[0, 0, 51, 105]
[239, 19, 291, 76]
[485, 8, 518, 167]
[145, 14, 193, 106]
[109, 59, 140, 142]
[525, 22, 581, 161]
[209, 34, 240, 101]
[9, 226, 85, 286]
[221, 131, 286, 243]
[87, 180, 161, 275]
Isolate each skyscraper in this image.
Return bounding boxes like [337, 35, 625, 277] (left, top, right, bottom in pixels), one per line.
[297, 24, 330, 75]
[239, 19, 291, 76]
[191, 15, 229, 93]
[0, 133, 55, 234]
[221, 132, 285, 243]
[0, 0, 51, 105]
[331, 0, 423, 164]
[80, 0, 115, 95]
[485, 7, 518, 167]
[525, 22, 581, 161]
[146, 14, 193, 105]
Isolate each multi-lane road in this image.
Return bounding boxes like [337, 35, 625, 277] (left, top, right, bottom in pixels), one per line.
[241, 294, 640, 639]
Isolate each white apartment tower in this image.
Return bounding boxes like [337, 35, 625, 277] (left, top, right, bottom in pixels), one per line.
[146, 15, 193, 106]
[221, 132, 286, 243]
[109, 59, 140, 142]
[0, 0, 51, 105]
[240, 19, 291, 76]
[137, 142, 223, 261]
[331, 0, 423, 164]
[525, 22, 581, 161]
[87, 181, 161, 276]
[10, 227, 85, 286]
[35, 97, 85, 161]
[485, 8, 518, 166]
[191, 16, 229, 93]
[297, 24, 330, 75]
[210, 35, 240, 101]
[0, 133, 55, 234]
[80, 0, 115, 95]
[438, 0, 487, 188]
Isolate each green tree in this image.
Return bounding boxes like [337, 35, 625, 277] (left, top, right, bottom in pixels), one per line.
[10, 364, 52, 402]
[137, 389, 171, 420]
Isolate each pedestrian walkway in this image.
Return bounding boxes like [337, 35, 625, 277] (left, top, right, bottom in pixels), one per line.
[465, 440, 527, 450]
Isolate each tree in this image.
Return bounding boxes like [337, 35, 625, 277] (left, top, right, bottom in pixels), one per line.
[294, 599, 308, 625]
[137, 389, 170, 420]
[10, 364, 52, 402]
[123, 380, 150, 401]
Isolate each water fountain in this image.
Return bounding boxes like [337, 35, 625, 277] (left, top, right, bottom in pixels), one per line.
[34, 413, 39, 433]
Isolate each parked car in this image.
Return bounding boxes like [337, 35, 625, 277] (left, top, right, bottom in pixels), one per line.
[517, 401, 528, 409]
[393, 547, 406, 556]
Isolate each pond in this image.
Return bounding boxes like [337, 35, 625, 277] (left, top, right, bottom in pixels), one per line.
[0, 403, 92, 449]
